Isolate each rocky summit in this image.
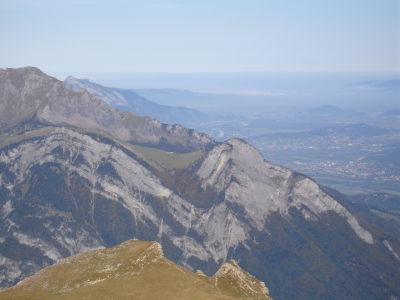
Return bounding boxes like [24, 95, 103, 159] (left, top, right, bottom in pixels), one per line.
[0, 239, 272, 299]
[0, 67, 399, 300]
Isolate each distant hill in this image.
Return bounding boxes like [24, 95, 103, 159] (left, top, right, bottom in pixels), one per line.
[133, 88, 259, 115]
[0, 239, 272, 300]
[64, 77, 210, 127]
[133, 88, 212, 107]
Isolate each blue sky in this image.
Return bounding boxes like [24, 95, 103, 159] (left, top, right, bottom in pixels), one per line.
[1, 0, 399, 75]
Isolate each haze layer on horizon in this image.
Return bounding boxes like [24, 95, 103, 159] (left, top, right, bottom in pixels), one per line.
[51, 72, 400, 111]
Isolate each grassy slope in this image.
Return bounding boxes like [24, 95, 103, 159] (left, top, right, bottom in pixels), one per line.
[0, 240, 272, 300]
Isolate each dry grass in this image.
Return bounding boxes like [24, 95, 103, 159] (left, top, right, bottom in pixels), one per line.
[0, 127, 55, 148]
[0, 240, 271, 300]
[0, 126, 204, 172]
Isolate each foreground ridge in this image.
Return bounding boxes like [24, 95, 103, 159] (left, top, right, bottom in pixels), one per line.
[0, 239, 272, 300]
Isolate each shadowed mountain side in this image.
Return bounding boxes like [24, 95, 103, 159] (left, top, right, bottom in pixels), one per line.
[0, 67, 215, 152]
[0, 239, 272, 300]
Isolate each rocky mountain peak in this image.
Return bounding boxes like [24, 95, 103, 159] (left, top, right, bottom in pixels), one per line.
[6, 66, 48, 77]
[213, 259, 270, 298]
[196, 137, 373, 244]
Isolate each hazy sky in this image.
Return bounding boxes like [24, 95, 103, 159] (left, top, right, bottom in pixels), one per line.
[1, 0, 399, 74]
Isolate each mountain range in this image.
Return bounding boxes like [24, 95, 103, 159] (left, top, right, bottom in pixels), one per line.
[0, 67, 399, 300]
[64, 76, 210, 127]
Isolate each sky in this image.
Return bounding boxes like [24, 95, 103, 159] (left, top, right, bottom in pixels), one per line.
[1, 0, 399, 76]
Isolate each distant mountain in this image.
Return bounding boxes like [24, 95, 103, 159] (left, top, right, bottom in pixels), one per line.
[64, 77, 210, 127]
[134, 88, 212, 107]
[0, 239, 272, 300]
[353, 79, 400, 89]
[133, 88, 256, 115]
[0, 67, 214, 152]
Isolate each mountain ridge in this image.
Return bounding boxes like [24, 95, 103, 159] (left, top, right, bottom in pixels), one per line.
[0, 67, 215, 152]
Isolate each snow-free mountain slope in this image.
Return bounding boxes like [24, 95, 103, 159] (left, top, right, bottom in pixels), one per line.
[1, 126, 399, 299]
[0, 67, 214, 152]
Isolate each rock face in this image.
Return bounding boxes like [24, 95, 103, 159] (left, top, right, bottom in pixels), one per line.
[0, 239, 272, 300]
[0, 127, 399, 299]
[213, 260, 270, 299]
[0, 67, 215, 152]
[195, 139, 373, 249]
[63, 76, 209, 127]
